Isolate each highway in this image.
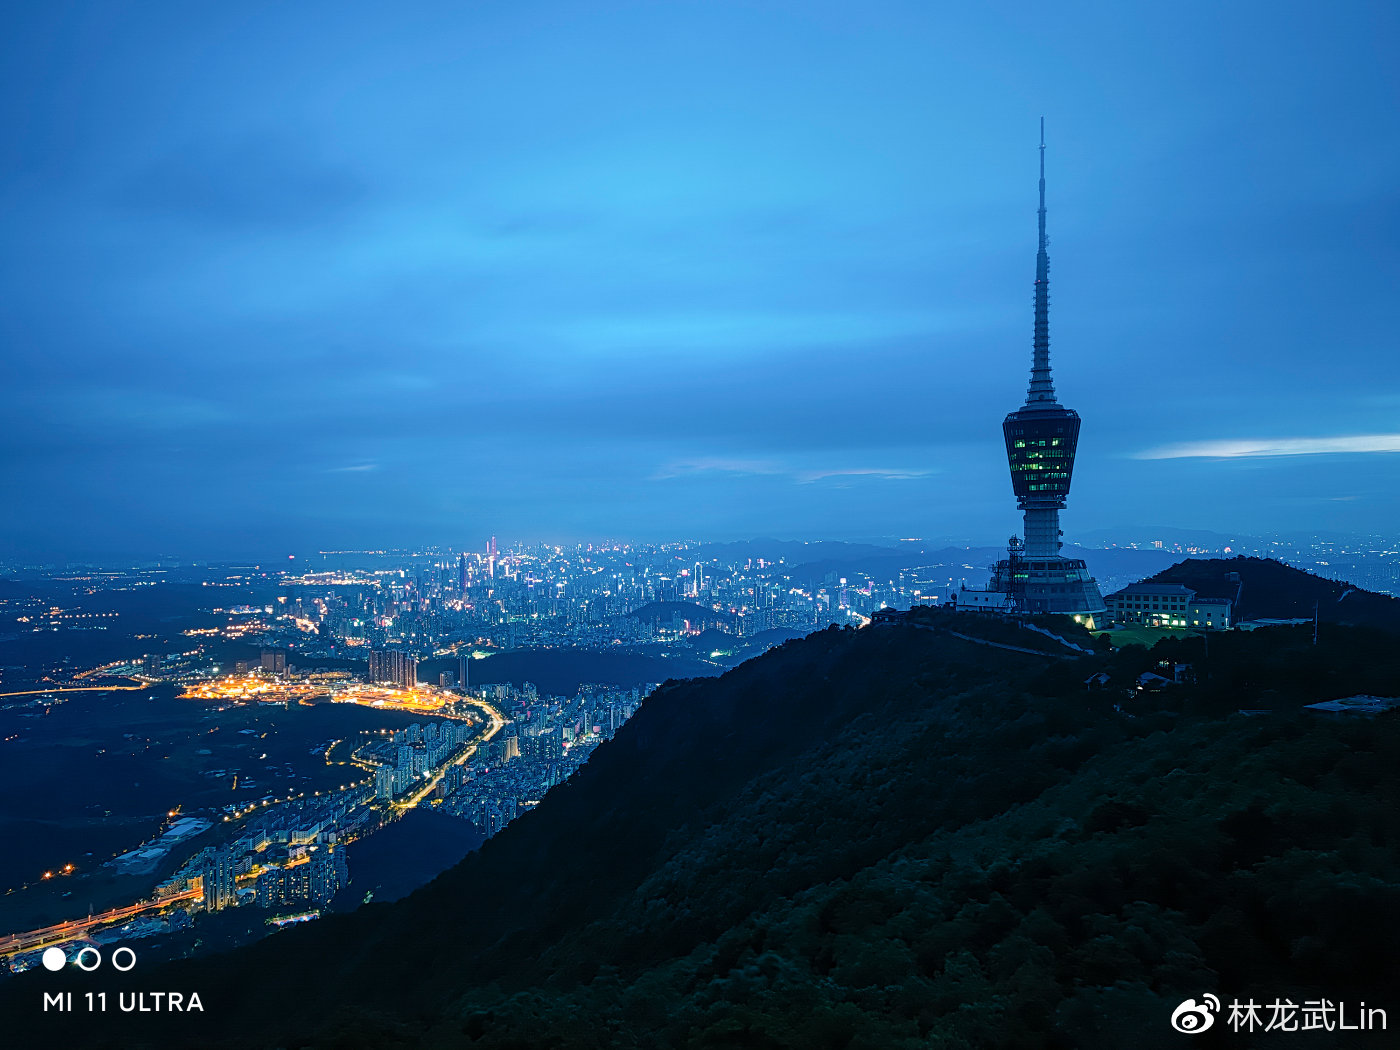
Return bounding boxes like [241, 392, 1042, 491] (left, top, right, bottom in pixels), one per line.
[391, 694, 506, 812]
[0, 888, 200, 958]
[1, 692, 507, 961]
[0, 683, 150, 698]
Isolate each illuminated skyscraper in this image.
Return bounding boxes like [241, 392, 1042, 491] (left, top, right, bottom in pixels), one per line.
[254, 866, 286, 908]
[960, 123, 1105, 625]
[201, 846, 237, 911]
[308, 845, 346, 904]
[369, 648, 417, 689]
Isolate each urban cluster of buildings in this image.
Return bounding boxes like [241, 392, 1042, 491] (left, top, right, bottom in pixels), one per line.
[156, 783, 374, 914]
[440, 682, 647, 838]
[367, 648, 418, 690]
[144, 677, 651, 927]
[370, 719, 477, 799]
[253, 845, 347, 910]
[254, 542, 935, 666]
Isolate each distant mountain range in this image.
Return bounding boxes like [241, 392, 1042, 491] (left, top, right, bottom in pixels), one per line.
[689, 539, 1180, 593]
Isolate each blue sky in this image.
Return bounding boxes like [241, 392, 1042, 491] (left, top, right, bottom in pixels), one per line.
[2, 2, 1398, 558]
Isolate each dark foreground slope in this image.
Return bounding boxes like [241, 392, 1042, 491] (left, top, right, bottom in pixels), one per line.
[10, 611, 1400, 1049]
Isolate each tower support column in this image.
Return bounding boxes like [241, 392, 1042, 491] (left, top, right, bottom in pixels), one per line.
[1022, 508, 1061, 558]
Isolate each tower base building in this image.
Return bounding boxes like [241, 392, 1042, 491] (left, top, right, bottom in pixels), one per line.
[977, 537, 1105, 623]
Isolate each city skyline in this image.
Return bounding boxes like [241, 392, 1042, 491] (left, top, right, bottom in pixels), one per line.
[3, 3, 1399, 559]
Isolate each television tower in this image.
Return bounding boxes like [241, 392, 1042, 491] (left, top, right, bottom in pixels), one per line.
[1002, 117, 1079, 559]
[959, 122, 1105, 624]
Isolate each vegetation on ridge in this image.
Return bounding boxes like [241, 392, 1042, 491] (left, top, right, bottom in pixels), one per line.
[11, 596, 1400, 1050]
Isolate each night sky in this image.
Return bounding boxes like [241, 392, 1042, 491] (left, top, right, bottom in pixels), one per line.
[3, 3, 1398, 559]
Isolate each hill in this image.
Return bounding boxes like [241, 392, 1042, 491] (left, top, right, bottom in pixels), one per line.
[684, 626, 808, 660]
[627, 601, 734, 627]
[1142, 556, 1400, 630]
[11, 609, 1400, 1049]
[419, 648, 722, 696]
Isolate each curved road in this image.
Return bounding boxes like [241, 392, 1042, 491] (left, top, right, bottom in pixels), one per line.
[3, 693, 507, 961]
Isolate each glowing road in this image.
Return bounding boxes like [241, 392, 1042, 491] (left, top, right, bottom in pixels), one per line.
[1, 690, 506, 962]
[0, 683, 150, 698]
[0, 889, 201, 958]
[391, 694, 506, 812]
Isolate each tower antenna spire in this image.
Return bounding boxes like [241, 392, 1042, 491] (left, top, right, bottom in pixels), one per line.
[1038, 116, 1046, 249]
[1028, 117, 1055, 403]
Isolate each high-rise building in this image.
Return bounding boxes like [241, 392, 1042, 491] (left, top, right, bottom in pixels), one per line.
[373, 764, 395, 799]
[368, 649, 417, 690]
[201, 846, 237, 911]
[283, 862, 310, 900]
[308, 845, 345, 905]
[958, 123, 1105, 625]
[260, 649, 286, 674]
[457, 552, 468, 592]
[539, 728, 563, 761]
[254, 867, 285, 908]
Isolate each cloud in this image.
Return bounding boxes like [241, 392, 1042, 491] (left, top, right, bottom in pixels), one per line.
[650, 457, 785, 480]
[1134, 435, 1400, 460]
[794, 467, 932, 483]
[651, 458, 932, 483]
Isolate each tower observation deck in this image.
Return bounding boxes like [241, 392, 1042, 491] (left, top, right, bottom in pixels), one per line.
[959, 122, 1105, 625]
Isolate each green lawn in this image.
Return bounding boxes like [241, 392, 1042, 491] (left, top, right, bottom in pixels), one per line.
[1099, 624, 1204, 649]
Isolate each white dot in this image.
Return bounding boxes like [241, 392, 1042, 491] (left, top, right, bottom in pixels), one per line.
[42, 947, 66, 971]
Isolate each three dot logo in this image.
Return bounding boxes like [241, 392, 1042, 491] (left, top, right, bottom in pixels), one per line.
[39, 946, 136, 972]
[1171, 994, 1221, 1034]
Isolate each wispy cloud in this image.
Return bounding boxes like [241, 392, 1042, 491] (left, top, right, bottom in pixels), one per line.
[1134, 435, 1400, 460]
[650, 457, 785, 480]
[651, 458, 931, 482]
[794, 467, 932, 483]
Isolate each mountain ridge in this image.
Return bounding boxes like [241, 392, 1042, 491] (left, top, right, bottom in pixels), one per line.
[1142, 555, 1400, 630]
[10, 574, 1400, 1048]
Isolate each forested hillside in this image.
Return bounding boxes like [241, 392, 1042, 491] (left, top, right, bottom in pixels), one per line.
[12, 609, 1400, 1049]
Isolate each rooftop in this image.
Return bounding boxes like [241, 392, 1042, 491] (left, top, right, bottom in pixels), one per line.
[1304, 695, 1400, 716]
[1107, 584, 1195, 598]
